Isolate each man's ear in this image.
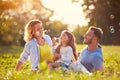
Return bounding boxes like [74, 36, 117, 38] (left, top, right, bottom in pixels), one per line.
[93, 36, 98, 41]
[96, 37, 99, 42]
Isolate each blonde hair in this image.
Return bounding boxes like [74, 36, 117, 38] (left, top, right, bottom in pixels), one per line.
[24, 19, 42, 42]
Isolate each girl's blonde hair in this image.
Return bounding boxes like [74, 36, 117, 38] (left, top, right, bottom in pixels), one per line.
[24, 19, 42, 42]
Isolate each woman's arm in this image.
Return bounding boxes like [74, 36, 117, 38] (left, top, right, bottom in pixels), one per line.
[15, 61, 23, 71]
[15, 43, 30, 71]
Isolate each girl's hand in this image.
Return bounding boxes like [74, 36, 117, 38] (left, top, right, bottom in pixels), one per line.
[53, 53, 61, 61]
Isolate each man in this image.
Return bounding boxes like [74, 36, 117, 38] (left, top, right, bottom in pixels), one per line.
[70, 26, 103, 73]
[79, 26, 103, 72]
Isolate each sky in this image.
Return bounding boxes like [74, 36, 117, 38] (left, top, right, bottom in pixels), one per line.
[41, 0, 88, 26]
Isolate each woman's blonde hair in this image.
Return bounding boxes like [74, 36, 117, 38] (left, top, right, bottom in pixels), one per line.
[24, 19, 42, 42]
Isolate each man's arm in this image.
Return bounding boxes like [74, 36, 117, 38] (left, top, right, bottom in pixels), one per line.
[95, 68, 104, 71]
[92, 55, 104, 72]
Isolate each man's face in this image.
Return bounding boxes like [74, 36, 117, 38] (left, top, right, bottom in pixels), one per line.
[83, 29, 95, 44]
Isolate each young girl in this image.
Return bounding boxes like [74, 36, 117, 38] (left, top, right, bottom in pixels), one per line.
[48, 30, 78, 70]
[15, 19, 52, 72]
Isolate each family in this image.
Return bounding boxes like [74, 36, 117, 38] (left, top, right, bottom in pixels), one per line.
[15, 19, 103, 74]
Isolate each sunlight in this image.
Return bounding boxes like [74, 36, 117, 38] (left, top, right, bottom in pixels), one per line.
[41, 0, 88, 26]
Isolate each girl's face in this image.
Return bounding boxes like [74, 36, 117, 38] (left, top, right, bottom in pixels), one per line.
[33, 23, 43, 38]
[60, 32, 69, 44]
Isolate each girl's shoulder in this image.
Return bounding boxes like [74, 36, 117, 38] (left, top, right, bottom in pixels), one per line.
[67, 46, 72, 48]
[64, 46, 72, 50]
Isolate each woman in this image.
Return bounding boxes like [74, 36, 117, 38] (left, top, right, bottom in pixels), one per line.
[15, 19, 52, 72]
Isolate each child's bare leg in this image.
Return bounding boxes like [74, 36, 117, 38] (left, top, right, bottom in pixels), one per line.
[48, 62, 60, 70]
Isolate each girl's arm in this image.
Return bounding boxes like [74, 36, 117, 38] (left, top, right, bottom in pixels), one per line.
[53, 53, 61, 61]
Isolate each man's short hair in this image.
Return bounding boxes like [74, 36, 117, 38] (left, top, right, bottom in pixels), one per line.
[89, 26, 103, 40]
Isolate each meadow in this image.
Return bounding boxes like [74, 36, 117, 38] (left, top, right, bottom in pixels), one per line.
[0, 45, 120, 80]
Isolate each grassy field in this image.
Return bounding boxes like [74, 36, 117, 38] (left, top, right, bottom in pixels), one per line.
[0, 45, 120, 80]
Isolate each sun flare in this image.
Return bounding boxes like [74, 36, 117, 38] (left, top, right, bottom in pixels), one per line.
[41, 0, 88, 26]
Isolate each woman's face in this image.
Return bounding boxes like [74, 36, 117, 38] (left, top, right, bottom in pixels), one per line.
[33, 23, 43, 38]
[60, 33, 69, 43]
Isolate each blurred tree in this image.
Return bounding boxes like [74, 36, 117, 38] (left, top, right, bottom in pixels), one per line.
[82, 0, 120, 45]
[44, 20, 68, 38]
[72, 25, 88, 44]
[0, 0, 53, 46]
[0, 0, 22, 45]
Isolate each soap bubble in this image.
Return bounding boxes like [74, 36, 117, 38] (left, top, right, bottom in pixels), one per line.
[14, 22, 17, 26]
[19, 29, 23, 35]
[2, 22, 6, 26]
[109, 26, 115, 33]
[110, 14, 115, 19]
[119, 22, 120, 26]
[89, 5, 95, 10]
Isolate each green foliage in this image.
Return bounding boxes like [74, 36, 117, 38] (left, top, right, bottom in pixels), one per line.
[0, 45, 120, 80]
[82, 0, 120, 45]
[0, 0, 21, 11]
[72, 25, 88, 44]
[0, 0, 70, 46]
[44, 20, 68, 38]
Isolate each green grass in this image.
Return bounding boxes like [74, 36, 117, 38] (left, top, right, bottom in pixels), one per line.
[0, 45, 120, 80]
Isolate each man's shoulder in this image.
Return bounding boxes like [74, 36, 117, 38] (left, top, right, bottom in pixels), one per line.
[92, 49, 103, 60]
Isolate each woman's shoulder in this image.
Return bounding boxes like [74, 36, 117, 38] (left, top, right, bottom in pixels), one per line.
[43, 34, 52, 46]
[25, 38, 37, 46]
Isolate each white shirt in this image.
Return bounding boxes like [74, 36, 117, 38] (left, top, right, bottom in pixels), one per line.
[60, 46, 73, 66]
